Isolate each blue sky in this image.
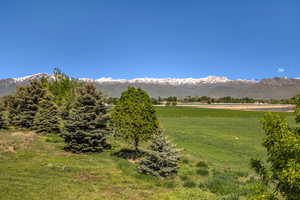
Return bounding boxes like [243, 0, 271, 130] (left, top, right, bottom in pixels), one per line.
[0, 0, 299, 80]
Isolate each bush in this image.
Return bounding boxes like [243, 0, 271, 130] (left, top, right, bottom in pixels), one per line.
[180, 175, 189, 181]
[205, 170, 241, 195]
[261, 113, 300, 199]
[181, 157, 190, 164]
[196, 161, 209, 168]
[183, 180, 197, 188]
[196, 168, 209, 176]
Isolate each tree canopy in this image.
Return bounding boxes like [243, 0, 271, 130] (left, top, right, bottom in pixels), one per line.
[110, 87, 159, 151]
[261, 113, 300, 200]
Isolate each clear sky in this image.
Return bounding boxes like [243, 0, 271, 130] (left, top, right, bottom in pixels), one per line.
[0, 0, 299, 80]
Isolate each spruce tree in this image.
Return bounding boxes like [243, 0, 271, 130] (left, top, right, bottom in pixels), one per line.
[9, 80, 46, 129]
[0, 102, 8, 129]
[62, 84, 111, 153]
[9, 87, 37, 128]
[138, 133, 181, 177]
[33, 92, 62, 134]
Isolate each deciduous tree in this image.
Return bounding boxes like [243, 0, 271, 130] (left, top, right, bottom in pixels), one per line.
[260, 113, 300, 200]
[110, 87, 159, 151]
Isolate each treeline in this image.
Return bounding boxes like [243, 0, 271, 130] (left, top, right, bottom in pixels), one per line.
[107, 95, 300, 105]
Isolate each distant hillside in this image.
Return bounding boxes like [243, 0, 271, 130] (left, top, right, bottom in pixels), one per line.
[1, 74, 300, 99]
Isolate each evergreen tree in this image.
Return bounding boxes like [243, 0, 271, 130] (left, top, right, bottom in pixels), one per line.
[9, 80, 46, 128]
[9, 87, 37, 128]
[110, 87, 159, 151]
[0, 102, 8, 129]
[33, 92, 62, 134]
[62, 84, 111, 153]
[138, 133, 181, 177]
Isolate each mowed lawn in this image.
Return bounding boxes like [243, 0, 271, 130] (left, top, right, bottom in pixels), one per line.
[0, 107, 296, 200]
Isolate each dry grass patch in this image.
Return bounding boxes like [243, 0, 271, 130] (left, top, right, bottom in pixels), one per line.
[0, 131, 37, 153]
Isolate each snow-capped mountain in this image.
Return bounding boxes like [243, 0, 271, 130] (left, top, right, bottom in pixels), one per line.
[81, 76, 256, 85]
[12, 73, 49, 83]
[1, 74, 300, 99]
[11, 74, 251, 85]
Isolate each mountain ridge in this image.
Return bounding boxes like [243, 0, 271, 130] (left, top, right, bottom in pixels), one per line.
[1, 73, 300, 99]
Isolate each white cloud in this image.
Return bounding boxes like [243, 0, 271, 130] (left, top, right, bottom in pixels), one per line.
[277, 68, 285, 73]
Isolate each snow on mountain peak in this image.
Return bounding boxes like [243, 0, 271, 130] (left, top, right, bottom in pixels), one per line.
[12, 73, 48, 82]
[10, 74, 257, 85]
[93, 76, 234, 85]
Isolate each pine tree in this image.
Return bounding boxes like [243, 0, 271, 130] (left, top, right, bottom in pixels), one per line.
[138, 133, 181, 177]
[0, 102, 8, 129]
[9, 80, 46, 129]
[33, 92, 62, 134]
[9, 87, 37, 128]
[62, 84, 111, 153]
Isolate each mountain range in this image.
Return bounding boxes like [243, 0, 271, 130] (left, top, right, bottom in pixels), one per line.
[1, 73, 300, 99]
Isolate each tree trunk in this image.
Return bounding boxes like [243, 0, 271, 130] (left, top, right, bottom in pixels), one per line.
[134, 137, 139, 153]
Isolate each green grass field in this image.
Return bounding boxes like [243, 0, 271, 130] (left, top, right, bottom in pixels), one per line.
[0, 107, 296, 200]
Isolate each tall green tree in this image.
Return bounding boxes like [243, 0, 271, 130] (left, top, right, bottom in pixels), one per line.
[110, 87, 159, 151]
[33, 92, 62, 134]
[62, 84, 111, 153]
[48, 68, 79, 115]
[9, 80, 46, 128]
[261, 113, 300, 200]
[0, 102, 8, 129]
[138, 133, 181, 177]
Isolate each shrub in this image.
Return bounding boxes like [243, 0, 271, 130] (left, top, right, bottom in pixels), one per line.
[181, 157, 190, 164]
[180, 175, 189, 181]
[196, 161, 209, 168]
[205, 170, 241, 195]
[196, 168, 209, 176]
[183, 180, 197, 188]
[261, 113, 300, 199]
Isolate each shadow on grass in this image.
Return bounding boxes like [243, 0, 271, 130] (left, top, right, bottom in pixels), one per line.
[111, 148, 146, 160]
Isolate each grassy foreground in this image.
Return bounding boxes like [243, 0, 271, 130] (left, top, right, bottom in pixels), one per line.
[0, 107, 295, 200]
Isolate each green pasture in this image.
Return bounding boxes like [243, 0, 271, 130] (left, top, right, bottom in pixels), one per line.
[0, 107, 295, 200]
